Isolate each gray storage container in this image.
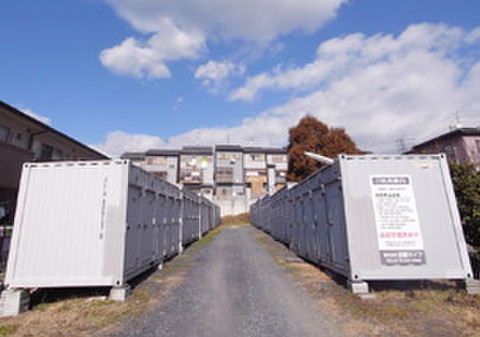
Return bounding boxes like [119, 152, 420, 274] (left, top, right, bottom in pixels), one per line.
[182, 189, 201, 245]
[251, 154, 476, 294]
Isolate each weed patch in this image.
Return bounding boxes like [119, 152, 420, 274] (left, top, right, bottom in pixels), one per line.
[221, 213, 250, 226]
[255, 236, 268, 243]
[191, 226, 223, 248]
[252, 226, 480, 337]
[0, 325, 18, 336]
[0, 224, 224, 336]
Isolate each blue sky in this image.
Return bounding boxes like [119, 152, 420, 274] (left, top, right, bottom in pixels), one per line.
[1, 0, 479, 157]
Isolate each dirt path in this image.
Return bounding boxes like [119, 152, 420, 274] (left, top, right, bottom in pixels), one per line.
[111, 226, 342, 337]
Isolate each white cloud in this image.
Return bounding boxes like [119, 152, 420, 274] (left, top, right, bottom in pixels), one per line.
[98, 23, 480, 155]
[93, 131, 165, 157]
[466, 27, 480, 44]
[106, 0, 347, 43]
[230, 23, 474, 101]
[174, 96, 184, 110]
[102, 0, 346, 78]
[195, 61, 244, 81]
[176, 24, 480, 153]
[100, 18, 205, 78]
[21, 108, 52, 125]
[195, 60, 245, 90]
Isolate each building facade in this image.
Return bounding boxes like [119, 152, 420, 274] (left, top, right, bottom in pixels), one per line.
[266, 148, 288, 193]
[215, 145, 244, 198]
[144, 149, 180, 185]
[121, 145, 288, 201]
[408, 127, 480, 168]
[0, 101, 108, 211]
[179, 147, 215, 198]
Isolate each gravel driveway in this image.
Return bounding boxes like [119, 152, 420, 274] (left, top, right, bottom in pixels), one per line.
[111, 226, 342, 337]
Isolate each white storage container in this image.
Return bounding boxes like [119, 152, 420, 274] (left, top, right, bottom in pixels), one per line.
[5, 160, 178, 289]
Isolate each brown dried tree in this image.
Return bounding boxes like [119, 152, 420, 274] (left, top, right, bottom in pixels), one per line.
[287, 115, 363, 182]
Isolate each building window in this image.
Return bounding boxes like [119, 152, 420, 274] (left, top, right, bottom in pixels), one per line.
[249, 154, 264, 162]
[218, 153, 241, 161]
[152, 171, 168, 180]
[271, 155, 286, 163]
[147, 156, 167, 165]
[39, 144, 54, 161]
[476, 140, 480, 153]
[215, 167, 234, 183]
[443, 145, 454, 154]
[0, 124, 10, 142]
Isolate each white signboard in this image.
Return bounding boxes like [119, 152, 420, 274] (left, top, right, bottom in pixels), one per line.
[370, 175, 426, 265]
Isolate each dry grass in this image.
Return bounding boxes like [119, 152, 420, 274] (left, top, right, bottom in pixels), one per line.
[253, 228, 480, 337]
[190, 225, 224, 248]
[0, 266, 188, 337]
[221, 213, 250, 226]
[0, 226, 224, 337]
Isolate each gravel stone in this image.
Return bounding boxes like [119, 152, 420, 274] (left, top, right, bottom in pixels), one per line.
[111, 226, 342, 337]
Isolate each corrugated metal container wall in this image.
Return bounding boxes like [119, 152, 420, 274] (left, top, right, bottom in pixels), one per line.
[216, 205, 221, 227]
[5, 160, 219, 289]
[162, 183, 182, 258]
[199, 197, 211, 236]
[251, 155, 474, 287]
[269, 186, 290, 245]
[182, 189, 200, 245]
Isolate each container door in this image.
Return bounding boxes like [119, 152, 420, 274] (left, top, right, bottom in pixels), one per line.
[286, 199, 294, 245]
[300, 199, 308, 256]
[125, 185, 142, 275]
[157, 194, 167, 257]
[326, 180, 349, 272]
[292, 197, 302, 251]
[152, 196, 160, 260]
[312, 185, 330, 264]
[165, 197, 172, 256]
[142, 190, 155, 264]
[174, 197, 181, 254]
[169, 196, 175, 255]
[305, 193, 315, 259]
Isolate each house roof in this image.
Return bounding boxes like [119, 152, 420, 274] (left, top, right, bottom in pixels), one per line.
[264, 147, 287, 154]
[243, 146, 287, 154]
[0, 100, 109, 159]
[122, 145, 287, 158]
[120, 152, 145, 160]
[215, 144, 243, 151]
[181, 146, 214, 155]
[145, 149, 180, 156]
[411, 127, 480, 151]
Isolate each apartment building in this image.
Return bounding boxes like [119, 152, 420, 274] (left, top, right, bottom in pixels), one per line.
[408, 127, 480, 168]
[243, 147, 268, 198]
[144, 149, 180, 185]
[243, 147, 288, 198]
[266, 148, 288, 192]
[179, 146, 215, 198]
[0, 100, 108, 224]
[215, 145, 244, 198]
[122, 145, 288, 200]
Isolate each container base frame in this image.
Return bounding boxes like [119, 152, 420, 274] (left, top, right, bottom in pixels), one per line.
[0, 288, 30, 317]
[109, 285, 131, 301]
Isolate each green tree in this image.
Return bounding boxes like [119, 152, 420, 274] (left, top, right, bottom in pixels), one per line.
[287, 115, 363, 182]
[449, 162, 480, 247]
